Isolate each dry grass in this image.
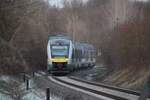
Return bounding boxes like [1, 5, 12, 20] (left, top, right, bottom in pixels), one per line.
[103, 66, 150, 90]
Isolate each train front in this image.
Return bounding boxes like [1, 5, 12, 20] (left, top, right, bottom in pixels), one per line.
[47, 36, 73, 74]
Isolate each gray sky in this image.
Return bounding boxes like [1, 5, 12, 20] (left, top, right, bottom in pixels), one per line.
[48, 0, 89, 8]
[48, 0, 64, 8]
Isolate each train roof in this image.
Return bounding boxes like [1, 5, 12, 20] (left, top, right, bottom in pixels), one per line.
[74, 42, 95, 51]
[48, 34, 71, 40]
[48, 34, 95, 51]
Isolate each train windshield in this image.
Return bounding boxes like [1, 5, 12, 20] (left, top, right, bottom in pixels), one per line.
[51, 46, 69, 58]
[50, 39, 70, 58]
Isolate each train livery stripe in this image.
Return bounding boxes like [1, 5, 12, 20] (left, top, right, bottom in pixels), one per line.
[51, 58, 69, 62]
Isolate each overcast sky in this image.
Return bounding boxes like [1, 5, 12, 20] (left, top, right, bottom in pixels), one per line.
[48, 0, 64, 8]
[48, 0, 149, 8]
[48, 0, 89, 8]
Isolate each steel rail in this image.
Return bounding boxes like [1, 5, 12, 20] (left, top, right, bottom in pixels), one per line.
[52, 76, 128, 100]
[69, 76, 150, 99]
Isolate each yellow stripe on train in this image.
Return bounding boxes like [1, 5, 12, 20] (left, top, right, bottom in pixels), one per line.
[51, 57, 69, 62]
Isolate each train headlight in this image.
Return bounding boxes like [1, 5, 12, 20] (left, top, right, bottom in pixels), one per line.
[48, 59, 52, 64]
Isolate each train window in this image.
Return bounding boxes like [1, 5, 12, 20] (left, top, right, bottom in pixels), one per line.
[79, 50, 81, 58]
[75, 49, 77, 58]
[86, 51, 88, 58]
[72, 48, 75, 62]
[91, 51, 94, 57]
[86, 51, 87, 58]
[76, 49, 79, 58]
[80, 50, 82, 58]
[83, 51, 85, 58]
[79, 50, 82, 61]
[82, 51, 84, 58]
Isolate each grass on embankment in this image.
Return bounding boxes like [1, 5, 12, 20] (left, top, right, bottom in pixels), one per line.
[102, 66, 150, 91]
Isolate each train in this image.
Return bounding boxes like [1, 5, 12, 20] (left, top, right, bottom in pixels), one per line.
[47, 35, 96, 74]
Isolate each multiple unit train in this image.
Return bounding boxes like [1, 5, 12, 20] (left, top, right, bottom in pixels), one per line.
[47, 35, 96, 74]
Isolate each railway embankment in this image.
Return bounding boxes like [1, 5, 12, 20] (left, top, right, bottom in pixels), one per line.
[71, 65, 150, 92]
[102, 66, 150, 91]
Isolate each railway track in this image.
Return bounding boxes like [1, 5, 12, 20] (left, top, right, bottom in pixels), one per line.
[34, 71, 150, 100]
[50, 76, 150, 100]
[69, 76, 150, 98]
[52, 77, 128, 100]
